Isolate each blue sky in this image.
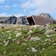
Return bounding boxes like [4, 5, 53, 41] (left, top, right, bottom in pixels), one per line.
[0, 0, 56, 19]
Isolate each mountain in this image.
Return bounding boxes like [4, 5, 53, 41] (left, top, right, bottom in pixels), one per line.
[39, 13, 53, 19]
[0, 13, 56, 25]
[0, 16, 17, 24]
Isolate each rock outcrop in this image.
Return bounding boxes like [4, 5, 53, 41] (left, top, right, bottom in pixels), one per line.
[0, 13, 56, 25]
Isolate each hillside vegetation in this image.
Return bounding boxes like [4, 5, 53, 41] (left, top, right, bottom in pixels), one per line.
[0, 24, 56, 56]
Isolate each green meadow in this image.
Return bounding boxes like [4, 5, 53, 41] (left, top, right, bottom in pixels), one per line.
[0, 24, 56, 56]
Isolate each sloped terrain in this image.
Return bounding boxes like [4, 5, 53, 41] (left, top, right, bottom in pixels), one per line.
[0, 24, 56, 56]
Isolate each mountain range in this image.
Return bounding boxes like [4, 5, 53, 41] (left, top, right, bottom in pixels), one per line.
[0, 13, 56, 25]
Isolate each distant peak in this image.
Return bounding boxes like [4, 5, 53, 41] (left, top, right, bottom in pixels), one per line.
[39, 13, 52, 19]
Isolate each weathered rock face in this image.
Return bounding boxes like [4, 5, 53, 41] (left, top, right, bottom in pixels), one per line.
[5, 16, 17, 24]
[17, 16, 29, 25]
[31, 16, 53, 25]
[33, 13, 55, 25]
[26, 13, 56, 25]
[0, 16, 17, 24]
[0, 16, 29, 25]
[39, 13, 56, 24]
[39, 13, 53, 19]
[0, 17, 10, 23]
[0, 13, 56, 25]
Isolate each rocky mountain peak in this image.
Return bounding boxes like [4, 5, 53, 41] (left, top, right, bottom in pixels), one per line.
[39, 13, 52, 19]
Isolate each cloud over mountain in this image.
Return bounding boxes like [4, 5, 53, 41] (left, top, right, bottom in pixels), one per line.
[0, 0, 56, 19]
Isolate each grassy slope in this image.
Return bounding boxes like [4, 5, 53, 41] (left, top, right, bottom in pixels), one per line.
[0, 24, 56, 56]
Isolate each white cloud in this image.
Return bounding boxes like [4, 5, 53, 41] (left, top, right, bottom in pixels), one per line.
[0, 13, 11, 17]
[21, 0, 56, 15]
[21, 0, 33, 9]
[0, 0, 5, 3]
[14, 14, 24, 17]
[0, 13, 24, 17]
[4, 5, 11, 9]
[0, 13, 13, 17]
[21, 0, 47, 9]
